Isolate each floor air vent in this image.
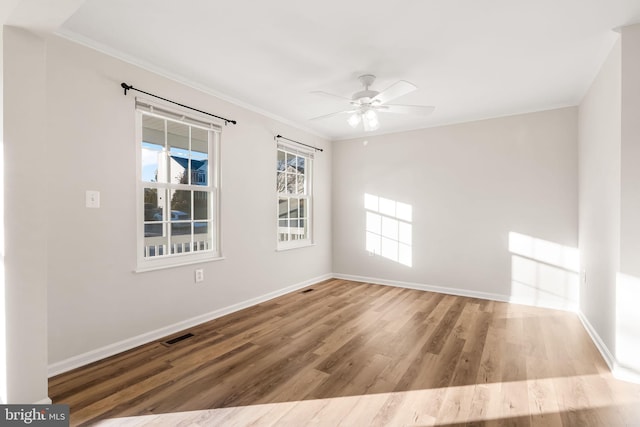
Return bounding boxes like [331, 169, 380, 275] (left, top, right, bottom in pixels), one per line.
[301, 288, 314, 293]
[162, 332, 194, 346]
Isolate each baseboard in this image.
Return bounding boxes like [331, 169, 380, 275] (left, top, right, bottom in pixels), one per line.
[48, 273, 332, 377]
[333, 273, 577, 312]
[334, 273, 510, 302]
[35, 397, 52, 404]
[577, 310, 640, 385]
[577, 310, 616, 371]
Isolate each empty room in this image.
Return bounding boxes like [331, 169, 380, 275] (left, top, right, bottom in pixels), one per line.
[2, 0, 640, 425]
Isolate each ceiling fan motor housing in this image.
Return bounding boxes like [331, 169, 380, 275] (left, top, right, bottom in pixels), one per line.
[353, 74, 379, 103]
[352, 90, 379, 103]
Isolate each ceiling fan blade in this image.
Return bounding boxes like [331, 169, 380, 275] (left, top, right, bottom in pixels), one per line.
[309, 109, 358, 121]
[371, 80, 417, 104]
[310, 91, 353, 102]
[378, 104, 435, 116]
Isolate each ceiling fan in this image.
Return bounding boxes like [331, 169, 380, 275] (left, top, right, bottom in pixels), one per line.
[310, 74, 435, 131]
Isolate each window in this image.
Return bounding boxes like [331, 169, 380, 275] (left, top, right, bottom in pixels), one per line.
[277, 143, 313, 249]
[136, 99, 221, 270]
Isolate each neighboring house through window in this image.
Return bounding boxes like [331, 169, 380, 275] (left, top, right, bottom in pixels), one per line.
[277, 143, 313, 249]
[136, 99, 221, 271]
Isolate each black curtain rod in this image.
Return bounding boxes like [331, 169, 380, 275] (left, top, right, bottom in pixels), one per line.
[275, 135, 323, 152]
[121, 82, 237, 126]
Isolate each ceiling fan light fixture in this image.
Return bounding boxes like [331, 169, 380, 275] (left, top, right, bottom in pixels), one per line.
[362, 109, 379, 131]
[311, 73, 433, 133]
[347, 112, 361, 128]
[364, 109, 377, 121]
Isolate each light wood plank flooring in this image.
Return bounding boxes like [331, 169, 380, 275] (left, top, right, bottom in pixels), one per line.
[49, 279, 640, 426]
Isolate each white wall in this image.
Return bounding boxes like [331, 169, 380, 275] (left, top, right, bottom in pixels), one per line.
[578, 39, 621, 358]
[333, 108, 578, 308]
[578, 25, 640, 380]
[3, 26, 49, 403]
[617, 24, 640, 377]
[620, 24, 640, 278]
[4, 32, 332, 370]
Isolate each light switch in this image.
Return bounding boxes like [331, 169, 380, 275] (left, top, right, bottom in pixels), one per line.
[86, 190, 100, 208]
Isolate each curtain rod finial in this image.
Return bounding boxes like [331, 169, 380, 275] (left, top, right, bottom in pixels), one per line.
[121, 82, 133, 95]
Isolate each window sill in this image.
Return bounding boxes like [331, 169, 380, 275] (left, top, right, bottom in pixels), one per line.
[135, 256, 225, 273]
[276, 243, 316, 252]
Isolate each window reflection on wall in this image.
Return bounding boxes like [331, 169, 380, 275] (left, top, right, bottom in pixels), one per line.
[509, 231, 579, 310]
[365, 193, 413, 267]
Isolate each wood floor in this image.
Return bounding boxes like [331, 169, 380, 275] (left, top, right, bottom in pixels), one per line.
[49, 279, 640, 426]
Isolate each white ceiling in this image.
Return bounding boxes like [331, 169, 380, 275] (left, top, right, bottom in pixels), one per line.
[18, 1, 640, 139]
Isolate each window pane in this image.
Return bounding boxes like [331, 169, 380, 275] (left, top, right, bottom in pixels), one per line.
[277, 172, 286, 193]
[296, 156, 305, 175]
[277, 150, 286, 171]
[286, 173, 296, 193]
[142, 115, 165, 145]
[143, 187, 164, 238]
[141, 115, 166, 183]
[170, 190, 192, 219]
[286, 152, 295, 171]
[194, 191, 209, 220]
[143, 188, 164, 221]
[171, 222, 191, 236]
[297, 175, 305, 194]
[144, 222, 164, 238]
[168, 121, 190, 184]
[191, 127, 209, 186]
[290, 199, 299, 219]
[194, 221, 209, 235]
[299, 199, 306, 219]
[278, 198, 289, 219]
[141, 143, 164, 183]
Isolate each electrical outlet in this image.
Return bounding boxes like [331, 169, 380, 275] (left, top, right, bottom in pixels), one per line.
[195, 269, 204, 283]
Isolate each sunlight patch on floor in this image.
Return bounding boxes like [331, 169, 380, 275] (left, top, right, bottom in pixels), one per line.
[93, 374, 640, 426]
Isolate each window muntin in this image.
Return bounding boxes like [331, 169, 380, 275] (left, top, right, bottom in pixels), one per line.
[137, 103, 220, 269]
[277, 146, 312, 248]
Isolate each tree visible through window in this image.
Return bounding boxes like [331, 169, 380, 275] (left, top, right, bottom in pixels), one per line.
[277, 146, 312, 248]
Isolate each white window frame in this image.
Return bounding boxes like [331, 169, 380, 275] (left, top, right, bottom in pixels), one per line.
[135, 98, 222, 272]
[276, 141, 314, 250]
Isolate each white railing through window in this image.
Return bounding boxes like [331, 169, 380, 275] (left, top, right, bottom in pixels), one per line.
[144, 235, 211, 258]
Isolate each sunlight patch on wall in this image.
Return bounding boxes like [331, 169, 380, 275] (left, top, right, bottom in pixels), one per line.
[616, 272, 640, 377]
[364, 193, 412, 267]
[508, 232, 579, 310]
